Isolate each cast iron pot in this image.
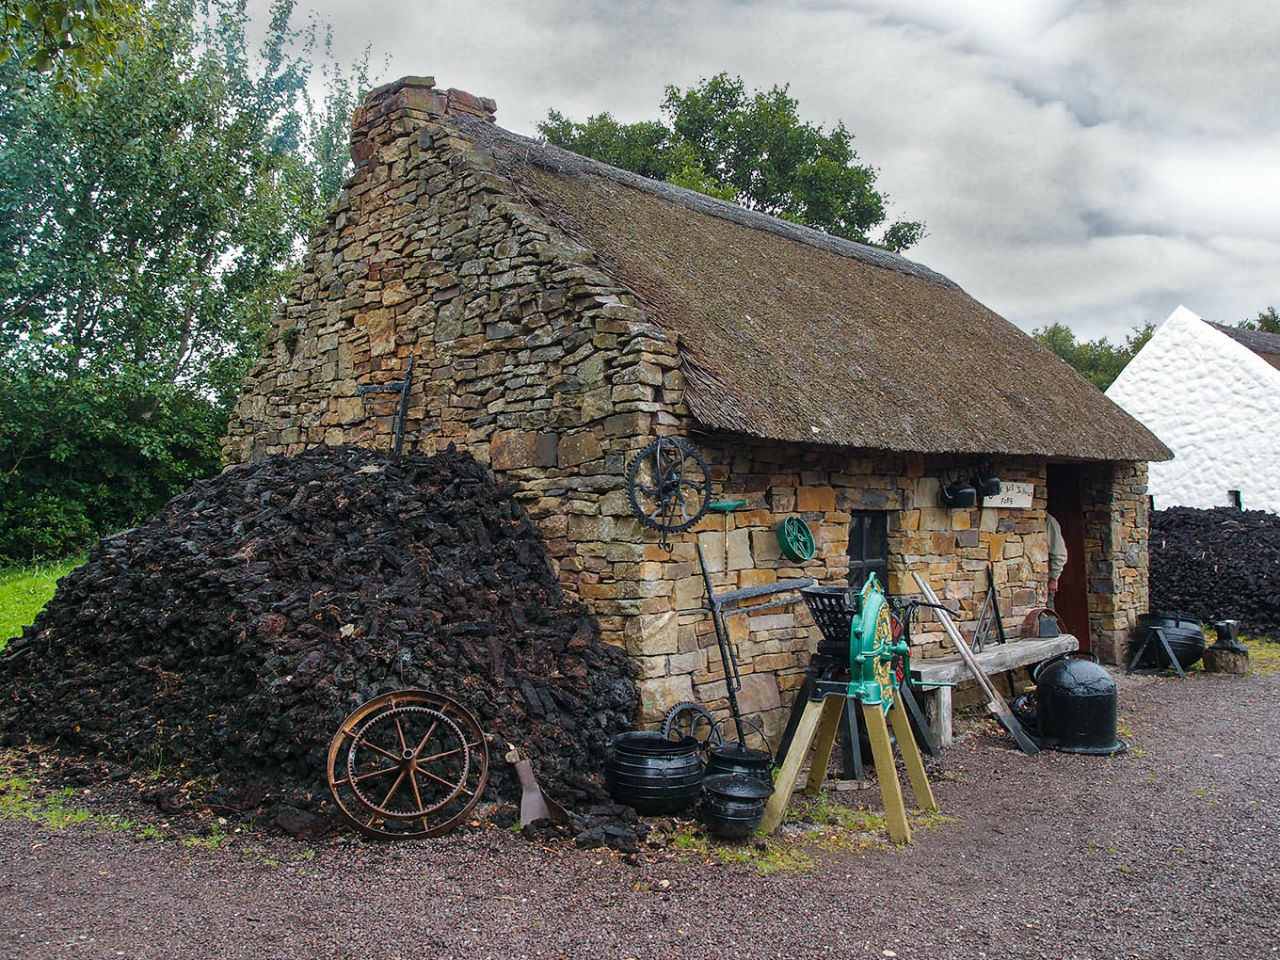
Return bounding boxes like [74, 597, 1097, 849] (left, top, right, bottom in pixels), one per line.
[700, 773, 774, 840]
[1133, 613, 1205, 669]
[605, 732, 703, 815]
[705, 741, 773, 781]
[1033, 652, 1126, 755]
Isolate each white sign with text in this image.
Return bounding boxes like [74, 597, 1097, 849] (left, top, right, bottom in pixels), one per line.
[983, 481, 1034, 509]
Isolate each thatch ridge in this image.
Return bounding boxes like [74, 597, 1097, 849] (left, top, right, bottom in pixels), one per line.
[451, 117, 1170, 462]
[1207, 321, 1280, 372]
[455, 118, 954, 289]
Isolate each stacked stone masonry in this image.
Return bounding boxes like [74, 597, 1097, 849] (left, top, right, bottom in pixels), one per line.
[224, 77, 1152, 743]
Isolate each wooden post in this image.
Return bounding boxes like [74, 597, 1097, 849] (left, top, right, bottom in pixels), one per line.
[760, 698, 824, 834]
[861, 701, 911, 844]
[803, 696, 847, 795]
[923, 685, 954, 747]
[888, 697, 937, 812]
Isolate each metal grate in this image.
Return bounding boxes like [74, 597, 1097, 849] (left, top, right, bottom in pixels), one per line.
[800, 585, 858, 650]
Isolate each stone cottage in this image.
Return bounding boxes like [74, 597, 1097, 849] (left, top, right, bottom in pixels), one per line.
[223, 77, 1170, 741]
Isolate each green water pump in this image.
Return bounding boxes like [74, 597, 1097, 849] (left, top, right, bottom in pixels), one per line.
[847, 573, 909, 711]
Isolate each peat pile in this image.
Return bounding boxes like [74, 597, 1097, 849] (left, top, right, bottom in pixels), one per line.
[0, 446, 638, 819]
[1149, 507, 1280, 636]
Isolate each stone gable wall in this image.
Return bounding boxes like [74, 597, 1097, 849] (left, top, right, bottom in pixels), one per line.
[224, 77, 1151, 743]
[1081, 461, 1150, 662]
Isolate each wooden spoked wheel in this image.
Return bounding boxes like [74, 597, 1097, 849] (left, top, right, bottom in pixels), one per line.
[327, 690, 489, 840]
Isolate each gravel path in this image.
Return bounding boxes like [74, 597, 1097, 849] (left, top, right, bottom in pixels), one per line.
[2, 670, 1277, 960]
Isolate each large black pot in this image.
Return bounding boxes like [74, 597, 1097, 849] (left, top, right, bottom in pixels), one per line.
[605, 732, 703, 815]
[1133, 613, 1205, 669]
[1034, 652, 1125, 755]
[700, 773, 774, 840]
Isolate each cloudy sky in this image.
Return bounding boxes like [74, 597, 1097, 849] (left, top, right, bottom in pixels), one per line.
[260, 0, 1279, 340]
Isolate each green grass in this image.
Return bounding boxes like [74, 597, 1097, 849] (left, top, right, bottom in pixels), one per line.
[0, 557, 82, 650]
[1170, 633, 1280, 677]
[0, 759, 131, 832]
[659, 793, 961, 875]
[1242, 636, 1280, 675]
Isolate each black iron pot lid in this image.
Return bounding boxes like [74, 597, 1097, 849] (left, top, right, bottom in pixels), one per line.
[703, 773, 774, 799]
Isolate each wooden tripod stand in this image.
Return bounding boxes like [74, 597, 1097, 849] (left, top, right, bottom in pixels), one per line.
[760, 687, 938, 843]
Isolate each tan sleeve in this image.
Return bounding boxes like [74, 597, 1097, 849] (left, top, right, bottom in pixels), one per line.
[1047, 514, 1068, 579]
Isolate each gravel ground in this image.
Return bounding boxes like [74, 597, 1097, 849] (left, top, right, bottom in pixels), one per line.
[1, 669, 1277, 960]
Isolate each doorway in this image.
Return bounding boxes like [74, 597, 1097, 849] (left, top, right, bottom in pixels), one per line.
[1046, 464, 1090, 650]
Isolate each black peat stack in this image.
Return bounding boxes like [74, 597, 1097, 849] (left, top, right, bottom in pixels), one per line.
[0, 446, 637, 813]
[1149, 507, 1280, 637]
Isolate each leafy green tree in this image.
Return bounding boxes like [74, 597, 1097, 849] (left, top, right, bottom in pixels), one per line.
[0, 0, 372, 559]
[539, 73, 923, 251]
[1032, 322, 1154, 391]
[1239, 306, 1280, 334]
[539, 110, 683, 183]
[1, 0, 141, 94]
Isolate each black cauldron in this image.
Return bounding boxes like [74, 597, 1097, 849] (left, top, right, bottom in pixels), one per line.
[705, 741, 773, 781]
[605, 732, 703, 814]
[1033, 652, 1125, 755]
[700, 773, 774, 839]
[1133, 613, 1205, 669]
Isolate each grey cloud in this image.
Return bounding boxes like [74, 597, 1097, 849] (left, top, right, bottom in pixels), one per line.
[249, 0, 1280, 341]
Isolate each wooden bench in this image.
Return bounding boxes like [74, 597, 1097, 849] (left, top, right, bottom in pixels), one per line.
[912, 635, 1079, 746]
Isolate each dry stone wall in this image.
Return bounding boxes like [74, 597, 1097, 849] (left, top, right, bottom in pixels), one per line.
[1081, 461, 1150, 662]
[224, 75, 689, 650]
[646, 441, 1068, 741]
[225, 77, 1151, 743]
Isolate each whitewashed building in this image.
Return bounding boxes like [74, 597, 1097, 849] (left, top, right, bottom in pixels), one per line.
[1107, 305, 1280, 513]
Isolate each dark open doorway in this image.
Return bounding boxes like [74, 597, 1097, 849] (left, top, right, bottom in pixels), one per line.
[1046, 463, 1090, 650]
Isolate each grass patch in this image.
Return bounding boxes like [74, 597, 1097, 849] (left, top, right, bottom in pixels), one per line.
[0, 752, 265, 855]
[1243, 636, 1280, 675]
[0, 556, 82, 650]
[667, 823, 815, 874]
[662, 791, 960, 874]
[0, 757, 130, 832]
[181, 832, 234, 850]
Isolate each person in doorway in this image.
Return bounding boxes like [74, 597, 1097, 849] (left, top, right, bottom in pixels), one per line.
[1046, 512, 1068, 602]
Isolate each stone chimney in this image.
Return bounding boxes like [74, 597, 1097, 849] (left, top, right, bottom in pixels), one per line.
[350, 76, 496, 167]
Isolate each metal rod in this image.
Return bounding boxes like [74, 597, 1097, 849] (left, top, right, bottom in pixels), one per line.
[698, 543, 747, 743]
[709, 577, 816, 608]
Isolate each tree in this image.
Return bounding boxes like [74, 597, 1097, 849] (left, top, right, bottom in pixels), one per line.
[539, 73, 923, 251]
[1032, 322, 1154, 391]
[1239, 306, 1280, 334]
[1, 0, 142, 95]
[0, 0, 372, 559]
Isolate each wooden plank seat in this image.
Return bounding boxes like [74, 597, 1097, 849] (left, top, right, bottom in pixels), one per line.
[911, 634, 1079, 746]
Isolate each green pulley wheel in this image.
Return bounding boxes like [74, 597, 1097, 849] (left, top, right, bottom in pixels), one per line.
[776, 515, 816, 562]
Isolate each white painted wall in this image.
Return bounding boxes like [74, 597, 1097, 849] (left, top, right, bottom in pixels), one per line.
[1106, 305, 1280, 513]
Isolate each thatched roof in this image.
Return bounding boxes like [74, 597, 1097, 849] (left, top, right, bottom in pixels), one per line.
[1207, 321, 1280, 372]
[455, 117, 1170, 462]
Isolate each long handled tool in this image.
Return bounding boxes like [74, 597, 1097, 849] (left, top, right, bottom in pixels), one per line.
[912, 573, 1040, 755]
[696, 543, 814, 744]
